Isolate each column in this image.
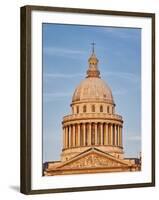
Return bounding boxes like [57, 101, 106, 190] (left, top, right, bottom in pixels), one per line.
[117, 125, 120, 146]
[110, 124, 113, 145]
[103, 124, 106, 145]
[68, 125, 71, 148]
[119, 125, 121, 146]
[65, 126, 68, 148]
[120, 125, 123, 146]
[63, 127, 65, 149]
[114, 124, 117, 146]
[95, 123, 98, 145]
[83, 123, 86, 146]
[72, 124, 75, 147]
[100, 123, 103, 145]
[77, 124, 80, 146]
[88, 123, 91, 146]
[106, 123, 108, 145]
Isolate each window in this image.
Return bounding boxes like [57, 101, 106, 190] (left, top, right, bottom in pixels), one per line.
[92, 105, 95, 112]
[77, 106, 79, 113]
[100, 105, 103, 112]
[83, 105, 86, 113]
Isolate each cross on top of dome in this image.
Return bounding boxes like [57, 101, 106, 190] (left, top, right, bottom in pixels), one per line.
[91, 42, 96, 53]
[86, 43, 100, 78]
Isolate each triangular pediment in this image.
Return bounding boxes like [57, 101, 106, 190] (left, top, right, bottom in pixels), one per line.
[57, 148, 130, 170]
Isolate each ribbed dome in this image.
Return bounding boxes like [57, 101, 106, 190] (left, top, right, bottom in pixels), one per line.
[72, 77, 114, 103]
[72, 48, 114, 104]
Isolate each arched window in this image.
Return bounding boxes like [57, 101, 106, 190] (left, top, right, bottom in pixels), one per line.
[100, 105, 103, 112]
[77, 106, 79, 113]
[107, 106, 110, 113]
[92, 105, 95, 112]
[83, 105, 86, 113]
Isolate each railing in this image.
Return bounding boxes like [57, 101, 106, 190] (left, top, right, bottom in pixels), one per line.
[63, 113, 122, 122]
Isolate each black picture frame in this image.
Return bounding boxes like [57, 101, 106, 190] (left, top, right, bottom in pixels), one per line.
[20, 5, 155, 194]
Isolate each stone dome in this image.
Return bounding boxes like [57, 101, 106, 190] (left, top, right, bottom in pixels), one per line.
[72, 50, 114, 104]
[72, 77, 114, 104]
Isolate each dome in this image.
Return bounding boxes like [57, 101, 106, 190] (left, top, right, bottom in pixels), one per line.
[72, 48, 114, 104]
[72, 77, 114, 103]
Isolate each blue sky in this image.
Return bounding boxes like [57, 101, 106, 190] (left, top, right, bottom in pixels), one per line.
[42, 23, 141, 162]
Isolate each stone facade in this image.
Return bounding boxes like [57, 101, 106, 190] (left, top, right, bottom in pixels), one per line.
[44, 48, 141, 176]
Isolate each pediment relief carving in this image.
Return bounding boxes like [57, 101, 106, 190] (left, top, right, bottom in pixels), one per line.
[61, 153, 126, 169]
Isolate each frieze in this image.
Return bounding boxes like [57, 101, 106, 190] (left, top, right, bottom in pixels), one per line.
[62, 153, 124, 169]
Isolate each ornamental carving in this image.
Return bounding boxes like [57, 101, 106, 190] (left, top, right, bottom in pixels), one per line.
[62, 153, 123, 169]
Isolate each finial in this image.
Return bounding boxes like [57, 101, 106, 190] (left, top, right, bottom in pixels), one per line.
[86, 43, 100, 78]
[91, 42, 96, 54]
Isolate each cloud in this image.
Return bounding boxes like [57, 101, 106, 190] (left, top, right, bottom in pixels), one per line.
[126, 135, 141, 141]
[43, 46, 86, 58]
[44, 71, 140, 84]
[113, 88, 127, 95]
[103, 71, 140, 83]
[44, 92, 72, 97]
[98, 27, 140, 40]
[44, 73, 83, 79]
[43, 92, 72, 102]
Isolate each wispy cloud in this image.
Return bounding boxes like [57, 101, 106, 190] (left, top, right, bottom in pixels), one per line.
[113, 88, 127, 95]
[43, 92, 72, 102]
[43, 46, 86, 58]
[126, 135, 141, 141]
[98, 27, 140, 40]
[44, 73, 83, 79]
[44, 71, 140, 83]
[103, 71, 140, 83]
[44, 92, 72, 97]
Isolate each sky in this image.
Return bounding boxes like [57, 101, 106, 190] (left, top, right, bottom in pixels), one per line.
[42, 23, 141, 162]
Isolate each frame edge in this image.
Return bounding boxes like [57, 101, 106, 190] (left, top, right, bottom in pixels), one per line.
[20, 6, 32, 195]
[20, 5, 156, 194]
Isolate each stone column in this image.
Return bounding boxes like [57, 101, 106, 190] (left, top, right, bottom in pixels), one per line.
[72, 124, 75, 147]
[68, 125, 71, 148]
[110, 124, 113, 145]
[103, 123, 106, 145]
[119, 125, 121, 146]
[95, 123, 98, 145]
[83, 123, 86, 146]
[88, 123, 92, 146]
[106, 123, 108, 145]
[65, 126, 68, 148]
[114, 124, 117, 146]
[117, 125, 120, 146]
[63, 127, 65, 149]
[120, 125, 123, 146]
[77, 124, 80, 146]
[100, 123, 103, 145]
